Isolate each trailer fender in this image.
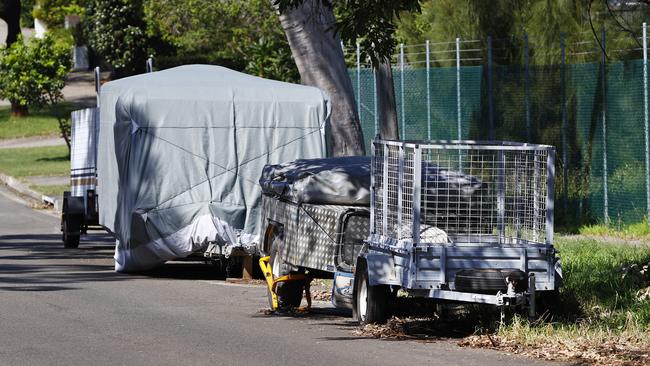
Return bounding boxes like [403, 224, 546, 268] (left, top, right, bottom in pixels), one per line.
[365, 253, 400, 286]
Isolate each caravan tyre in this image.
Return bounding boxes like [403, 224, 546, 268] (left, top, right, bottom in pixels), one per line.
[62, 215, 80, 249]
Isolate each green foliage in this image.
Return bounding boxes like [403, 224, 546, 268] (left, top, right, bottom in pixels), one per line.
[32, 0, 84, 28]
[144, 0, 297, 81]
[84, 0, 148, 77]
[0, 35, 71, 111]
[30, 0, 88, 47]
[395, 0, 649, 65]
[246, 37, 300, 82]
[21, 0, 36, 27]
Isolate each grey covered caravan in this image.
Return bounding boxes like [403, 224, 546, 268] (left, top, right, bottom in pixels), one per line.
[96, 65, 330, 272]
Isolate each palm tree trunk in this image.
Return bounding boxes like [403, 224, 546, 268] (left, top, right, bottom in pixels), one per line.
[275, 0, 365, 156]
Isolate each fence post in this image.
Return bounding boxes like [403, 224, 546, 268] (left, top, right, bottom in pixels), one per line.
[601, 26, 609, 224]
[373, 67, 378, 136]
[356, 43, 361, 122]
[487, 36, 494, 140]
[456, 38, 463, 170]
[560, 33, 568, 213]
[426, 40, 431, 140]
[400, 43, 405, 140]
[456, 37, 462, 142]
[643, 22, 650, 222]
[524, 33, 531, 142]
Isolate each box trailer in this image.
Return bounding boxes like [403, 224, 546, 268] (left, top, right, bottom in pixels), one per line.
[259, 139, 561, 322]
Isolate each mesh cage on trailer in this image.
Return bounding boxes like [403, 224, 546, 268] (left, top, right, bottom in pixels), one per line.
[371, 139, 555, 248]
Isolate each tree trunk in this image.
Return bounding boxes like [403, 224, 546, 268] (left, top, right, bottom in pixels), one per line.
[1, 0, 21, 46]
[57, 116, 72, 154]
[376, 60, 399, 140]
[275, 0, 365, 156]
[10, 102, 28, 117]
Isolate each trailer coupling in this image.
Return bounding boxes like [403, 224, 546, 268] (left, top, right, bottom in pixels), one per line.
[259, 256, 311, 311]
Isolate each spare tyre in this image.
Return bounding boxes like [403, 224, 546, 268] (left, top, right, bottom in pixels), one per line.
[454, 269, 527, 294]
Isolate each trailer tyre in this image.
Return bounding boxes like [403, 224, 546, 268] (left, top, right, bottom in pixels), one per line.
[62, 215, 81, 249]
[353, 260, 390, 324]
[267, 226, 302, 310]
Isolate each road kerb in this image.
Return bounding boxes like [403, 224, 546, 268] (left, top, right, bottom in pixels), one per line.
[0, 173, 61, 212]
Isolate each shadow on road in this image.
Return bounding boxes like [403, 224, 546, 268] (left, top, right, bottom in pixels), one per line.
[0, 232, 234, 291]
[141, 261, 225, 280]
[0, 232, 124, 292]
[0, 233, 115, 261]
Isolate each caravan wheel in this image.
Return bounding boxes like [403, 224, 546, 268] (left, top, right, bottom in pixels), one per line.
[62, 215, 80, 249]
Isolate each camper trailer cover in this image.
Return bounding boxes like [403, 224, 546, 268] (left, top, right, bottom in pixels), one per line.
[260, 157, 371, 206]
[97, 65, 330, 272]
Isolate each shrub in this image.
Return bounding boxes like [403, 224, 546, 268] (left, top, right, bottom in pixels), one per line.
[0, 35, 71, 117]
[84, 0, 147, 78]
[32, 0, 84, 28]
[144, 0, 297, 81]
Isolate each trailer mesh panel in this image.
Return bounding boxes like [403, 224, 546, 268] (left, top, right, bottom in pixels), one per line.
[372, 141, 553, 246]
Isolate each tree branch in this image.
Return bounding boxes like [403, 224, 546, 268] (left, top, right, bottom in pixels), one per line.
[588, 0, 608, 60]
[604, 0, 642, 49]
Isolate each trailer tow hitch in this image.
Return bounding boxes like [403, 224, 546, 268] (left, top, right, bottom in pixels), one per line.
[259, 256, 312, 312]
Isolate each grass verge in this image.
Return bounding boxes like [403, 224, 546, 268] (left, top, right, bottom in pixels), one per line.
[470, 237, 650, 365]
[0, 103, 76, 140]
[30, 184, 69, 197]
[0, 145, 69, 178]
[580, 220, 650, 240]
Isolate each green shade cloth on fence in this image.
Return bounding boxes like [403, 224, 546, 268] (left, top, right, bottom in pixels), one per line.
[349, 59, 648, 226]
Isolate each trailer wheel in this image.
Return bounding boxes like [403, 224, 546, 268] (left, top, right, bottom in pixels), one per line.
[267, 226, 302, 310]
[353, 261, 390, 324]
[62, 215, 80, 249]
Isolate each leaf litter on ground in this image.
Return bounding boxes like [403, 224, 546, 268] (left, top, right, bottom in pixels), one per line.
[351, 316, 649, 366]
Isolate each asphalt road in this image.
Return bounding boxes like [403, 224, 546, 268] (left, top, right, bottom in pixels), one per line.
[0, 187, 559, 366]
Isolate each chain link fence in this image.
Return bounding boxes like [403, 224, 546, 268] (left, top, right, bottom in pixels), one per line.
[347, 25, 650, 228]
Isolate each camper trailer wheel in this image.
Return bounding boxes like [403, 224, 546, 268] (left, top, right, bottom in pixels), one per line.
[353, 260, 390, 324]
[267, 226, 302, 310]
[62, 215, 80, 249]
[269, 249, 303, 310]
